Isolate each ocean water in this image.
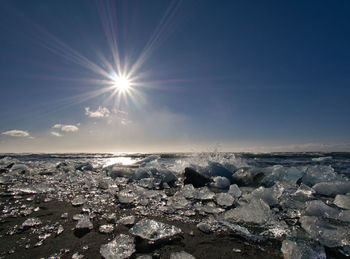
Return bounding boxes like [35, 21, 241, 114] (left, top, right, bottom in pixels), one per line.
[1, 152, 350, 258]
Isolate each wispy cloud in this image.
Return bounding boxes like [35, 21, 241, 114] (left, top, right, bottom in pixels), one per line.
[52, 124, 79, 132]
[85, 106, 110, 118]
[51, 131, 63, 137]
[2, 130, 31, 137]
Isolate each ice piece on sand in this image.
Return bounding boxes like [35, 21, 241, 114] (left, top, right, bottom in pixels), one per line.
[100, 234, 135, 259]
[71, 195, 85, 206]
[129, 219, 181, 241]
[118, 216, 136, 226]
[281, 239, 326, 259]
[313, 182, 350, 197]
[22, 218, 42, 228]
[300, 216, 350, 248]
[170, 251, 195, 259]
[99, 224, 114, 234]
[215, 193, 234, 207]
[75, 216, 93, 236]
[117, 190, 137, 204]
[180, 185, 215, 200]
[334, 195, 350, 210]
[57, 225, 64, 235]
[223, 198, 273, 224]
[249, 184, 283, 206]
[210, 176, 231, 189]
[72, 252, 84, 259]
[228, 184, 241, 198]
[180, 184, 196, 199]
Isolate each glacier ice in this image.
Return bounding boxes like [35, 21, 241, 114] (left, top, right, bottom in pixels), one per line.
[129, 218, 181, 241]
[300, 216, 350, 248]
[100, 234, 135, 259]
[227, 184, 241, 198]
[223, 198, 273, 225]
[22, 218, 42, 228]
[281, 239, 326, 259]
[215, 193, 234, 207]
[334, 194, 350, 210]
[210, 176, 230, 189]
[99, 224, 114, 234]
[118, 216, 136, 226]
[312, 181, 350, 197]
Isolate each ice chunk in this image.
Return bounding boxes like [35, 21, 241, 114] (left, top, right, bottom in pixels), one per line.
[57, 225, 64, 235]
[129, 218, 181, 241]
[170, 251, 195, 259]
[281, 239, 326, 259]
[194, 187, 215, 200]
[313, 181, 350, 197]
[334, 195, 350, 210]
[72, 252, 84, 259]
[100, 234, 135, 259]
[215, 193, 234, 207]
[180, 185, 214, 200]
[228, 184, 241, 198]
[117, 190, 137, 204]
[219, 220, 253, 240]
[249, 184, 283, 206]
[223, 198, 273, 224]
[75, 216, 93, 235]
[304, 200, 350, 223]
[197, 222, 212, 233]
[300, 216, 350, 248]
[118, 216, 136, 226]
[61, 212, 68, 219]
[180, 184, 196, 199]
[99, 224, 114, 234]
[301, 165, 339, 186]
[167, 194, 190, 210]
[205, 162, 233, 178]
[22, 218, 42, 228]
[184, 167, 211, 188]
[71, 195, 85, 206]
[232, 168, 265, 187]
[210, 176, 230, 189]
[263, 166, 303, 185]
[292, 184, 315, 199]
[195, 202, 225, 214]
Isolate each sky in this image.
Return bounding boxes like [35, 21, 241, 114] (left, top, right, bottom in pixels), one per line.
[0, 0, 350, 153]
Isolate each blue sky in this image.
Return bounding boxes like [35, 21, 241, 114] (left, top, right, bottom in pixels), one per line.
[0, 0, 349, 152]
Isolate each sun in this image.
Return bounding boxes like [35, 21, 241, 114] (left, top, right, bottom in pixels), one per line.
[112, 76, 130, 91]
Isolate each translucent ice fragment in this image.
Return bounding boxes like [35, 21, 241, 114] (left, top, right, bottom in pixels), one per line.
[224, 198, 273, 224]
[334, 195, 350, 210]
[100, 234, 135, 259]
[281, 239, 326, 259]
[129, 218, 181, 241]
[215, 193, 234, 207]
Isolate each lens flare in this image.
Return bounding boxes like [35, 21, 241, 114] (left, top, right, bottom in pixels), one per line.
[112, 76, 130, 91]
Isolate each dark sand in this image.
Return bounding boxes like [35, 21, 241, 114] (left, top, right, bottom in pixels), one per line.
[0, 193, 285, 259]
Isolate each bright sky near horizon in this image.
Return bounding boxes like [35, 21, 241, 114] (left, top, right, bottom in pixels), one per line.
[0, 0, 350, 153]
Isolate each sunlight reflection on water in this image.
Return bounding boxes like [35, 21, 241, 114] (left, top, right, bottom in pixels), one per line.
[104, 157, 138, 167]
